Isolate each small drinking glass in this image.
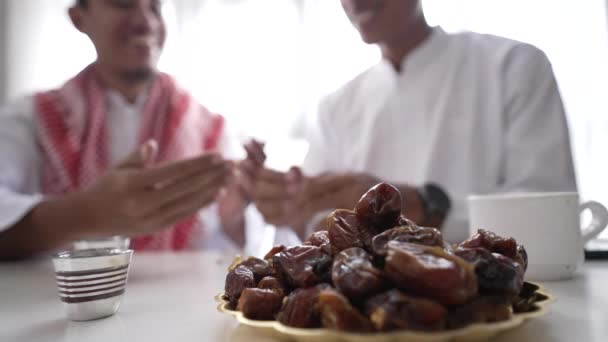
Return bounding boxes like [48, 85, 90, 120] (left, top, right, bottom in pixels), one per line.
[52, 248, 133, 321]
[73, 236, 131, 250]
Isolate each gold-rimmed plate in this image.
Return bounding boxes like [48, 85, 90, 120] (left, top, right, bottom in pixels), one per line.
[215, 282, 554, 342]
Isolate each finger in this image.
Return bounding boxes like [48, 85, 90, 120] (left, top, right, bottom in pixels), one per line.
[251, 139, 265, 148]
[239, 159, 258, 177]
[224, 162, 239, 188]
[299, 189, 335, 214]
[286, 166, 304, 195]
[237, 158, 259, 179]
[287, 166, 303, 181]
[238, 177, 253, 199]
[117, 140, 158, 169]
[251, 168, 290, 200]
[288, 176, 348, 214]
[253, 178, 289, 202]
[303, 174, 353, 200]
[142, 140, 159, 166]
[152, 181, 226, 229]
[255, 200, 287, 225]
[133, 153, 223, 188]
[233, 164, 254, 198]
[143, 170, 229, 228]
[247, 140, 266, 164]
[257, 167, 287, 182]
[138, 161, 231, 215]
[239, 159, 264, 189]
[244, 141, 266, 166]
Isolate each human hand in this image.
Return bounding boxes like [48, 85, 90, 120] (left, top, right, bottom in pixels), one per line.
[298, 173, 425, 225]
[252, 166, 304, 226]
[218, 139, 267, 245]
[295, 173, 379, 212]
[234, 139, 266, 202]
[74, 140, 231, 237]
[252, 170, 373, 239]
[219, 139, 267, 211]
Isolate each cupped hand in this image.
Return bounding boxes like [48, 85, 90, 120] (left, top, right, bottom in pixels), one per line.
[74, 140, 231, 237]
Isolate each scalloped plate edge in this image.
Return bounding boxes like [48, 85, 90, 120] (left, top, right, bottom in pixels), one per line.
[215, 282, 555, 341]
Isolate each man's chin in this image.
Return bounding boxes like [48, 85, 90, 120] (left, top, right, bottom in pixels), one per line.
[359, 32, 381, 45]
[353, 25, 381, 44]
[120, 66, 158, 83]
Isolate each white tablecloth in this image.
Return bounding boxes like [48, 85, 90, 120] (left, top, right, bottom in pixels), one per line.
[1, 252, 606, 342]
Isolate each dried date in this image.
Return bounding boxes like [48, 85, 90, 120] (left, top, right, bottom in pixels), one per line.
[277, 284, 331, 328]
[516, 244, 528, 271]
[354, 183, 402, 231]
[304, 230, 332, 255]
[384, 241, 477, 306]
[396, 215, 418, 229]
[257, 276, 286, 297]
[326, 209, 375, 253]
[264, 245, 286, 260]
[224, 265, 256, 307]
[512, 282, 542, 313]
[460, 229, 527, 270]
[318, 289, 373, 332]
[454, 247, 524, 295]
[447, 295, 512, 329]
[365, 289, 447, 331]
[332, 247, 384, 300]
[273, 245, 332, 288]
[237, 288, 284, 320]
[372, 226, 444, 257]
[238, 257, 274, 283]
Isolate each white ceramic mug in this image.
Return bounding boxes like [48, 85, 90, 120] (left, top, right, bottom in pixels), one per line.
[468, 192, 608, 281]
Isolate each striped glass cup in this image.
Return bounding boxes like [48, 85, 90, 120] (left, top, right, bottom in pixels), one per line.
[52, 248, 133, 321]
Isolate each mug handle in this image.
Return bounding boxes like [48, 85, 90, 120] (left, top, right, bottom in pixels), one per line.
[580, 201, 608, 243]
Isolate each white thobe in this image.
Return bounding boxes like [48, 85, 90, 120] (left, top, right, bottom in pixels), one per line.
[0, 90, 269, 255]
[302, 27, 577, 243]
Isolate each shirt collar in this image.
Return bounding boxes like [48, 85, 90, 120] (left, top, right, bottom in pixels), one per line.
[377, 26, 448, 77]
[106, 89, 148, 113]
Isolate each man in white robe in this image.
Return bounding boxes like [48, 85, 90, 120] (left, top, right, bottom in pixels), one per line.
[254, 0, 577, 243]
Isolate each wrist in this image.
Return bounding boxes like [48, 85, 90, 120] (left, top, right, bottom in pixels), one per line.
[220, 208, 246, 248]
[30, 194, 90, 243]
[0, 192, 100, 259]
[59, 190, 104, 239]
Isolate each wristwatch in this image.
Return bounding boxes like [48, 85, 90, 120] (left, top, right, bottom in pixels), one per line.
[416, 183, 451, 228]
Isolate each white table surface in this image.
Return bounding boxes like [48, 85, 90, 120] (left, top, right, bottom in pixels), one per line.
[1, 251, 607, 342]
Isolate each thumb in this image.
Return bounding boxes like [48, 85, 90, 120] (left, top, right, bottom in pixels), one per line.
[286, 166, 303, 182]
[286, 166, 304, 196]
[117, 140, 158, 168]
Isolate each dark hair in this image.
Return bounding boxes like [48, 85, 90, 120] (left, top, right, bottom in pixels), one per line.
[77, 0, 88, 7]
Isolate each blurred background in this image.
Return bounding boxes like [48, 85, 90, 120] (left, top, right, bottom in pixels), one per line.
[1, 0, 607, 236]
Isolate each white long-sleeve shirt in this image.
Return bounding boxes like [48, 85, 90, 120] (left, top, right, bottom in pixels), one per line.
[302, 27, 577, 243]
[0, 90, 269, 255]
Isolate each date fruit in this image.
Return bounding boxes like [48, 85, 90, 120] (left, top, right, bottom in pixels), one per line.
[384, 241, 477, 306]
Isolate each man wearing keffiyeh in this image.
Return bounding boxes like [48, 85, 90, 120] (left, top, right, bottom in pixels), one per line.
[0, 0, 265, 258]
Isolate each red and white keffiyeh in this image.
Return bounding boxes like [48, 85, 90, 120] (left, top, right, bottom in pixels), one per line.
[34, 64, 224, 251]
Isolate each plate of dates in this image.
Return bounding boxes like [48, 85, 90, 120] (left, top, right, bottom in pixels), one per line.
[216, 183, 554, 341]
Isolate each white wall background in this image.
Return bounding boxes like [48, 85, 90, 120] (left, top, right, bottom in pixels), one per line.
[3, 0, 95, 102]
[0, 1, 8, 103]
